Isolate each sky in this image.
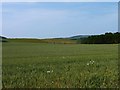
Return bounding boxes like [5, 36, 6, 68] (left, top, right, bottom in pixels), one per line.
[1, 2, 118, 38]
[1, 0, 120, 2]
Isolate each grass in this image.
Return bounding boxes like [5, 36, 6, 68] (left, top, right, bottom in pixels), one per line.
[2, 41, 119, 88]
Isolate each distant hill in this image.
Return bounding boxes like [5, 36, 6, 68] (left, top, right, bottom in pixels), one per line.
[8, 38, 77, 44]
[1, 35, 90, 44]
[68, 35, 90, 40]
[0, 36, 8, 42]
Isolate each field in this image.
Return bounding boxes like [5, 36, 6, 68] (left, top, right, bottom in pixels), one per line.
[2, 40, 119, 88]
[8, 38, 77, 44]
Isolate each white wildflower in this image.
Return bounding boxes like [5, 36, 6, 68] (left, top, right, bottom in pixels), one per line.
[90, 61, 92, 63]
[52, 81, 54, 84]
[90, 60, 95, 64]
[92, 61, 95, 64]
[47, 70, 53, 73]
[87, 60, 95, 65]
[51, 70, 53, 72]
[47, 71, 51, 73]
[87, 63, 89, 66]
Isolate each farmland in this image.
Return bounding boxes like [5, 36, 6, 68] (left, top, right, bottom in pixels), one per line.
[2, 40, 119, 88]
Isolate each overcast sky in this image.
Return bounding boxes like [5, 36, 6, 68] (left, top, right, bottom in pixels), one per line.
[1, 2, 118, 38]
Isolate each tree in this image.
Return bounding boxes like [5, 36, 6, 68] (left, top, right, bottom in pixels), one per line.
[80, 32, 120, 44]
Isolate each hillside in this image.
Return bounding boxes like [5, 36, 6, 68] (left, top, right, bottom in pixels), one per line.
[69, 35, 90, 40]
[0, 36, 8, 42]
[3, 32, 119, 44]
[8, 38, 77, 44]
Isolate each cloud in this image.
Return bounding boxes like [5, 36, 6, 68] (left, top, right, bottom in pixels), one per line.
[3, 8, 117, 38]
[2, 2, 118, 38]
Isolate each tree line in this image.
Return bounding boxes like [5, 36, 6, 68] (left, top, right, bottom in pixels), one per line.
[80, 32, 120, 44]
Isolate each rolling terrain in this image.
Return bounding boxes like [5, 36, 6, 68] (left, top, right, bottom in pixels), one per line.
[7, 38, 77, 44]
